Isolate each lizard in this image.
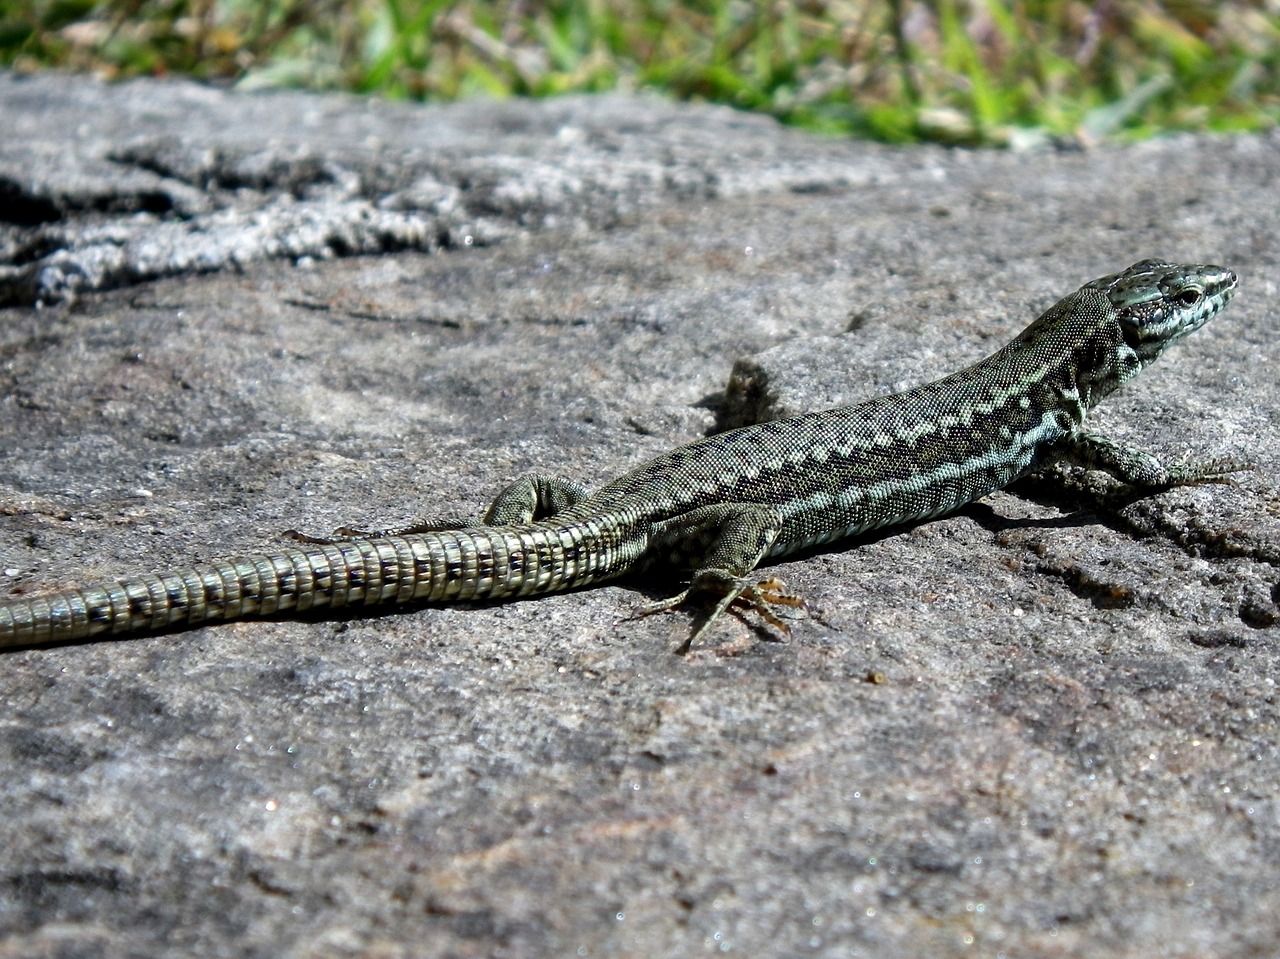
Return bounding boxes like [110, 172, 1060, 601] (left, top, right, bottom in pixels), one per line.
[0, 259, 1246, 654]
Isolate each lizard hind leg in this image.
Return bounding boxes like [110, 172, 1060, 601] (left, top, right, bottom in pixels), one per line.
[284, 474, 591, 544]
[483, 475, 591, 525]
[639, 504, 801, 654]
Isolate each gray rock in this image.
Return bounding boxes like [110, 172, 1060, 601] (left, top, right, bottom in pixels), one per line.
[0, 72, 894, 306]
[0, 72, 1277, 958]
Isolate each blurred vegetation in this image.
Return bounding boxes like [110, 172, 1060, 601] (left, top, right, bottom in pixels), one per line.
[0, 1, 1275, 145]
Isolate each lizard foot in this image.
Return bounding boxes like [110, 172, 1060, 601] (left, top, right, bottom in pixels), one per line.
[1164, 456, 1255, 488]
[743, 576, 806, 633]
[282, 529, 334, 545]
[282, 527, 386, 545]
[634, 574, 805, 655]
[282, 517, 475, 545]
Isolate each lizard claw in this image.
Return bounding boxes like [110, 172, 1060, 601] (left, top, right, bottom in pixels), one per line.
[741, 576, 805, 635]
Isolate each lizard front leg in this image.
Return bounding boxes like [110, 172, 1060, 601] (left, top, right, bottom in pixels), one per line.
[1056, 433, 1251, 488]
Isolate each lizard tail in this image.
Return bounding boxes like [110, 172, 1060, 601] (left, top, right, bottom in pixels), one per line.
[0, 525, 620, 648]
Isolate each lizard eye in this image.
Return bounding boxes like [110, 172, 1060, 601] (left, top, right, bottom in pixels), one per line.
[1174, 288, 1203, 307]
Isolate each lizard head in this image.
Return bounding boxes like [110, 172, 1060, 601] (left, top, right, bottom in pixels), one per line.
[1087, 259, 1238, 367]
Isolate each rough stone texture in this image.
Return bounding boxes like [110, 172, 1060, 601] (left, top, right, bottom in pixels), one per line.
[1, 72, 1278, 958]
[0, 72, 886, 307]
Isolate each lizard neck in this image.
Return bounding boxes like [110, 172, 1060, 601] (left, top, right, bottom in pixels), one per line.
[990, 287, 1136, 415]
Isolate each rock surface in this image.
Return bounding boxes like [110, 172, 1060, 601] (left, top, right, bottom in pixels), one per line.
[0, 72, 1278, 958]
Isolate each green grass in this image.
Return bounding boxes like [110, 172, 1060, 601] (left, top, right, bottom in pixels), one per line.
[1, 1, 1276, 145]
